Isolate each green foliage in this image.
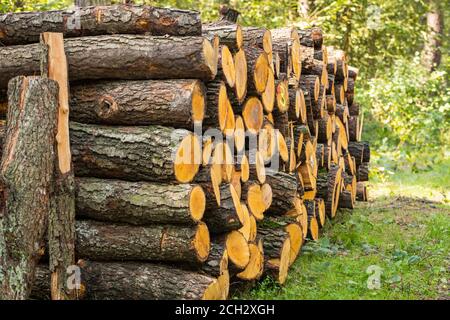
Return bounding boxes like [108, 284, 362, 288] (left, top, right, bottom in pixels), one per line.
[0, 0, 70, 13]
[359, 57, 450, 172]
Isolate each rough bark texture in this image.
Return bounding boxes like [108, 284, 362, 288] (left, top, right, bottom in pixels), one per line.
[257, 227, 289, 259]
[348, 115, 359, 141]
[0, 34, 217, 96]
[265, 170, 298, 215]
[76, 177, 204, 225]
[69, 79, 205, 129]
[347, 141, 365, 167]
[0, 76, 58, 299]
[75, 220, 208, 264]
[357, 162, 369, 182]
[70, 122, 199, 182]
[0, 5, 202, 46]
[298, 28, 323, 48]
[32, 261, 219, 300]
[41, 33, 77, 300]
[203, 23, 241, 51]
[356, 182, 367, 202]
[339, 190, 354, 209]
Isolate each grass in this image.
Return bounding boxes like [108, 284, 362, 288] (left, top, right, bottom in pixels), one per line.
[237, 163, 450, 300]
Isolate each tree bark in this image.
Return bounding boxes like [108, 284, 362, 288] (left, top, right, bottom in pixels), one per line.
[69, 79, 206, 129]
[75, 178, 205, 225]
[32, 261, 222, 300]
[422, 0, 443, 71]
[357, 162, 369, 182]
[70, 122, 201, 183]
[298, 28, 323, 48]
[75, 220, 210, 264]
[264, 170, 298, 215]
[0, 76, 58, 299]
[0, 5, 202, 46]
[0, 34, 217, 97]
[41, 32, 78, 300]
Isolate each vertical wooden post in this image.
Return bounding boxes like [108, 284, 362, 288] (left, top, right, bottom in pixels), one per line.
[0, 76, 59, 299]
[40, 32, 77, 300]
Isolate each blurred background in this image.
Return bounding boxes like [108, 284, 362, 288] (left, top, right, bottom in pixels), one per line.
[2, 0, 448, 199]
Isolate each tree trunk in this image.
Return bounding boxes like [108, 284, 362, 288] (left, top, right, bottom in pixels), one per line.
[70, 122, 201, 183]
[0, 76, 58, 299]
[422, 0, 443, 71]
[75, 220, 210, 264]
[0, 34, 218, 97]
[76, 178, 206, 225]
[258, 228, 291, 284]
[0, 5, 202, 46]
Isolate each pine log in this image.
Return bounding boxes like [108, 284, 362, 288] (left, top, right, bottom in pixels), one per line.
[76, 177, 205, 225]
[349, 102, 360, 116]
[0, 76, 58, 299]
[258, 228, 291, 284]
[32, 261, 223, 300]
[314, 198, 326, 228]
[203, 23, 242, 51]
[75, 220, 210, 264]
[356, 182, 368, 201]
[298, 28, 323, 48]
[299, 75, 320, 102]
[70, 122, 201, 183]
[271, 28, 301, 80]
[339, 190, 354, 209]
[357, 162, 369, 182]
[41, 33, 78, 300]
[0, 34, 218, 96]
[348, 141, 365, 166]
[69, 79, 206, 129]
[348, 115, 359, 141]
[264, 170, 298, 215]
[236, 240, 264, 281]
[0, 5, 202, 46]
[242, 27, 272, 54]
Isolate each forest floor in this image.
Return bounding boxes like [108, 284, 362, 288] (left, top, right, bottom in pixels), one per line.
[237, 161, 450, 300]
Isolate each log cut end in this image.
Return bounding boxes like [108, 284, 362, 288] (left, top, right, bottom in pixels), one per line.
[286, 223, 303, 266]
[308, 216, 319, 240]
[267, 238, 291, 285]
[242, 97, 264, 134]
[291, 39, 302, 80]
[193, 222, 211, 262]
[203, 37, 219, 79]
[192, 80, 206, 123]
[237, 241, 264, 280]
[261, 68, 275, 113]
[226, 230, 250, 269]
[174, 133, 201, 183]
[221, 45, 236, 88]
[234, 49, 248, 102]
[276, 78, 289, 113]
[254, 53, 270, 94]
[189, 185, 206, 222]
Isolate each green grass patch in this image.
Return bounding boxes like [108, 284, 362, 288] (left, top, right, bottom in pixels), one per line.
[237, 170, 450, 300]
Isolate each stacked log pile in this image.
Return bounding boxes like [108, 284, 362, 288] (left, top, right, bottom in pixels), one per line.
[0, 5, 370, 300]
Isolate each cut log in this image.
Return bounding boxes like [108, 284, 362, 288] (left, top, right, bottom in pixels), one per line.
[236, 240, 264, 280]
[348, 115, 359, 141]
[69, 79, 206, 129]
[264, 170, 298, 215]
[0, 34, 218, 96]
[299, 75, 319, 102]
[271, 28, 301, 80]
[348, 141, 367, 166]
[41, 33, 77, 300]
[32, 261, 224, 300]
[203, 23, 243, 51]
[75, 220, 210, 264]
[242, 97, 264, 134]
[258, 228, 291, 284]
[356, 182, 368, 201]
[0, 5, 202, 46]
[302, 58, 327, 86]
[225, 230, 250, 270]
[339, 190, 354, 209]
[314, 198, 326, 228]
[0, 76, 58, 299]
[70, 122, 201, 183]
[242, 27, 272, 54]
[76, 178, 205, 225]
[298, 28, 323, 48]
[357, 162, 369, 182]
